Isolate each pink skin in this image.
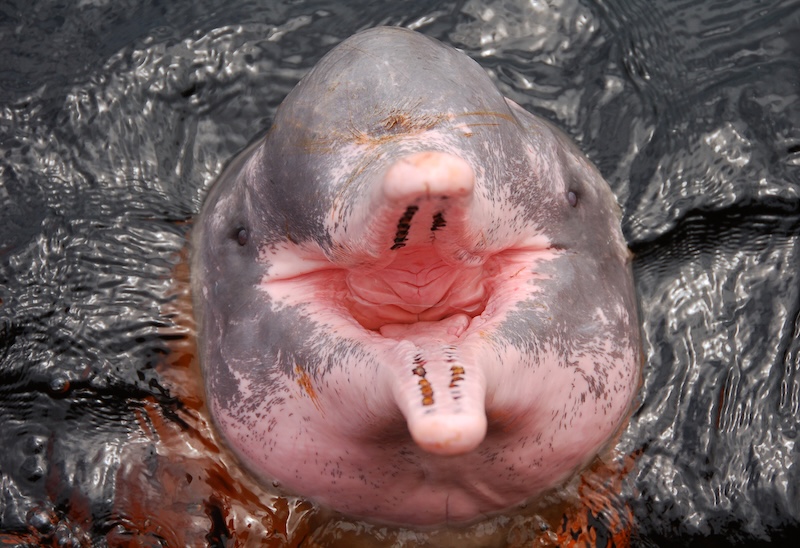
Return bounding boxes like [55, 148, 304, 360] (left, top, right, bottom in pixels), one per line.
[193, 27, 640, 527]
[208, 150, 638, 524]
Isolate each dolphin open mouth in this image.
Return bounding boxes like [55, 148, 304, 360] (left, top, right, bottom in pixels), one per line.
[261, 150, 554, 457]
[346, 151, 499, 456]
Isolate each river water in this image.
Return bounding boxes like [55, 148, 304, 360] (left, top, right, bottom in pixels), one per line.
[1, 0, 798, 546]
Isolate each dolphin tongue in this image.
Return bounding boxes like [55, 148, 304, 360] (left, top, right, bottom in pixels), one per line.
[381, 316, 488, 456]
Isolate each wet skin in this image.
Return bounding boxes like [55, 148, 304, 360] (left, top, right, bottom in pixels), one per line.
[192, 26, 641, 525]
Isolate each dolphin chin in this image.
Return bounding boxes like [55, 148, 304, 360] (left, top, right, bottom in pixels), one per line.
[192, 26, 641, 526]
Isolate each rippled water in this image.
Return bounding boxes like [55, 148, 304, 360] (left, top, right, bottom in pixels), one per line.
[1, 0, 798, 545]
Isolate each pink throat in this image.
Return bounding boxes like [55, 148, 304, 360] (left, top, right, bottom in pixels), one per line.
[344, 246, 494, 331]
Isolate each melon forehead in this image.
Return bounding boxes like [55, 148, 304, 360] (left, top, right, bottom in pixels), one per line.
[274, 27, 511, 137]
[244, 31, 623, 257]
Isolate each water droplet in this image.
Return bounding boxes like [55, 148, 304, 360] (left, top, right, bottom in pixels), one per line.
[49, 376, 70, 395]
[24, 434, 46, 454]
[26, 506, 56, 536]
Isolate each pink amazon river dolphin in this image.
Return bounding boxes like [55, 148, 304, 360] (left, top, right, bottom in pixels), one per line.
[191, 26, 641, 526]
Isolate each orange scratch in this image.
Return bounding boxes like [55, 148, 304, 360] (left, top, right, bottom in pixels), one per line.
[295, 364, 323, 413]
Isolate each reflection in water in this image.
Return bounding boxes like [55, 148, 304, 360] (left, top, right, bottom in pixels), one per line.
[1, 0, 798, 545]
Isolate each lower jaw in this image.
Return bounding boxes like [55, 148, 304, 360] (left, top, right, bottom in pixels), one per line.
[315, 459, 536, 527]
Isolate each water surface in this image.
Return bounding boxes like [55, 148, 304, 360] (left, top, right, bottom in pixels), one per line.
[1, 0, 799, 545]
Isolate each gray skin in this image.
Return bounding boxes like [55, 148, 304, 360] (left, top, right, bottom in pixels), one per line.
[192, 27, 640, 526]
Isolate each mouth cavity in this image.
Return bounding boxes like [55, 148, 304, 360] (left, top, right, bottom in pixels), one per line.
[264, 150, 547, 456]
[344, 150, 492, 332]
[340, 151, 502, 456]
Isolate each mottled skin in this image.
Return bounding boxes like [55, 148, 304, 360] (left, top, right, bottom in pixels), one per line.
[192, 27, 640, 526]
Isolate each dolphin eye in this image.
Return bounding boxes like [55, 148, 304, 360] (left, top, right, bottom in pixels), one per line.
[567, 191, 578, 207]
[236, 227, 248, 246]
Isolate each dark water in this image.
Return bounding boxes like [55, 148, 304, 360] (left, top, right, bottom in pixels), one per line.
[1, 0, 798, 545]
